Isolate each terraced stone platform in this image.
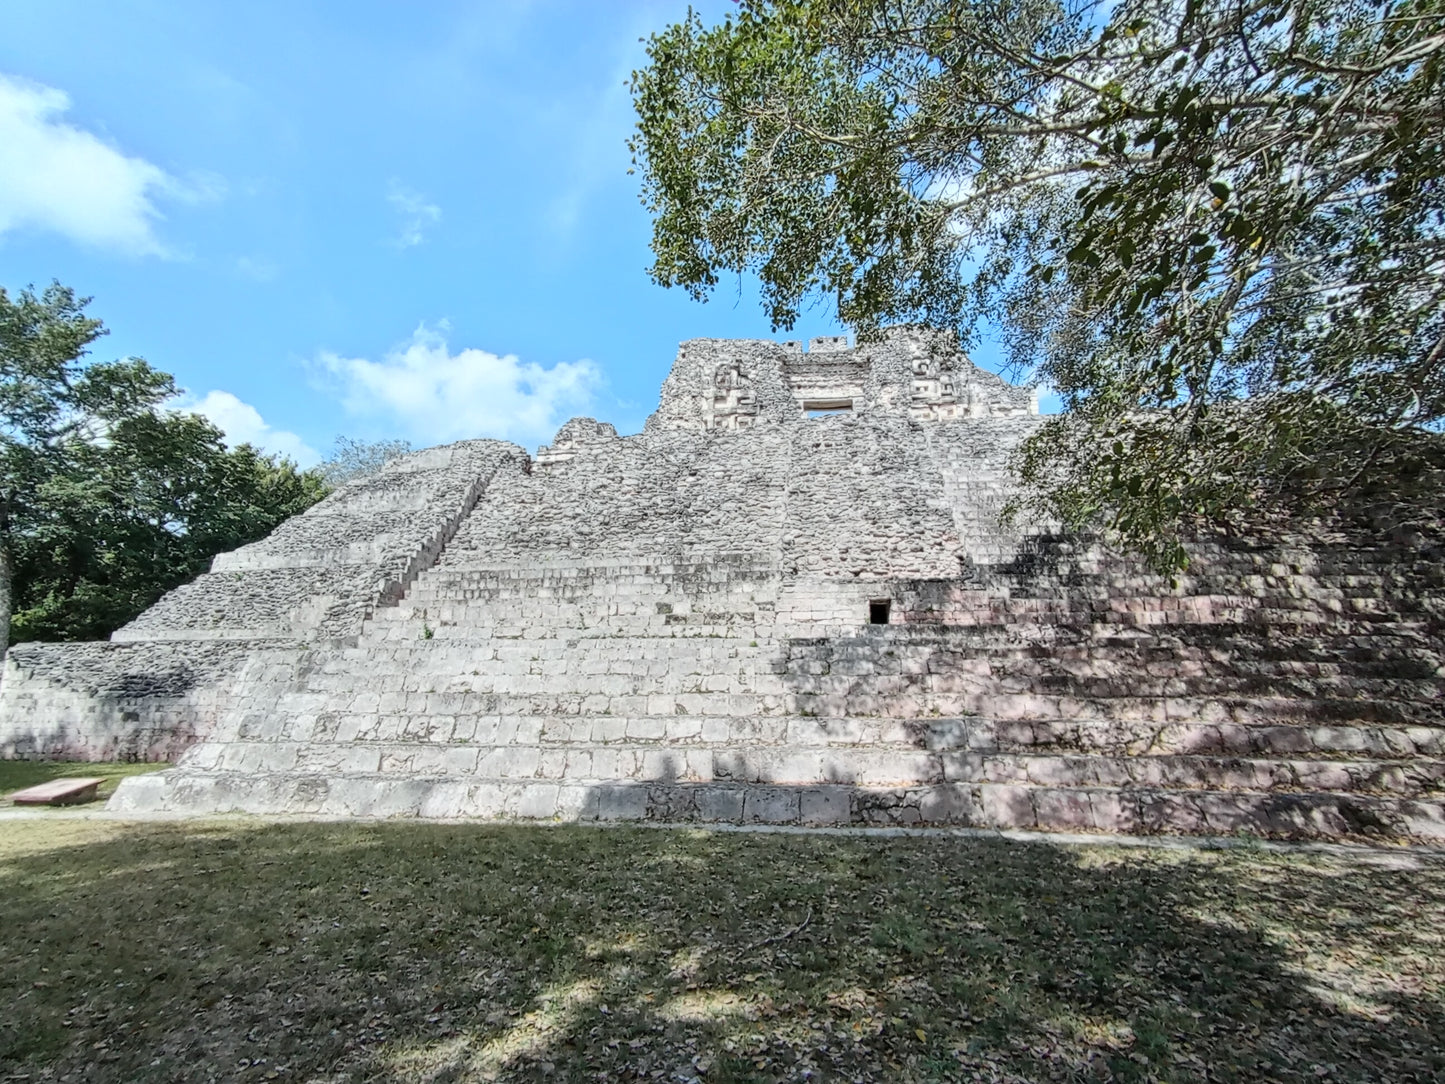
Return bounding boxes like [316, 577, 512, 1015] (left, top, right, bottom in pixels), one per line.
[4, 329, 1442, 838]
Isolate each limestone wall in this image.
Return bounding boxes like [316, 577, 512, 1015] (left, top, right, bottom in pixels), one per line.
[0, 439, 520, 760]
[117, 440, 519, 642]
[0, 640, 269, 761]
[781, 412, 973, 581]
[442, 426, 791, 567]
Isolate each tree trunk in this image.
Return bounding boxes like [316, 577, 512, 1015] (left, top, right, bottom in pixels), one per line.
[0, 538, 11, 664]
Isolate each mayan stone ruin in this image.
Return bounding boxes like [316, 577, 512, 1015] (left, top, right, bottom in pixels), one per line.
[2, 327, 1442, 838]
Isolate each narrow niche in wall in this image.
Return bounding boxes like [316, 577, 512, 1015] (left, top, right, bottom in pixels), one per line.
[804, 398, 853, 418]
[869, 599, 892, 625]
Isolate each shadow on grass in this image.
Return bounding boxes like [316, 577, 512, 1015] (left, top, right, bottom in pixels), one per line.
[1, 821, 1443, 1083]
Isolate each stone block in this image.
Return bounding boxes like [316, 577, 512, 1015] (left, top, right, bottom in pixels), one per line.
[593, 784, 649, 821]
[418, 781, 473, 818]
[1032, 788, 1096, 831]
[513, 784, 561, 820]
[693, 786, 745, 822]
[917, 783, 978, 825]
[799, 787, 851, 825]
[742, 788, 800, 824]
[978, 784, 1037, 829]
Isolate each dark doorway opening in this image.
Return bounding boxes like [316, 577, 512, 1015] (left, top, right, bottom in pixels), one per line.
[869, 599, 892, 625]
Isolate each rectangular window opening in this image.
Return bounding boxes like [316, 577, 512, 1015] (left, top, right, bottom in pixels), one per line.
[869, 599, 892, 625]
[804, 398, 853, 418]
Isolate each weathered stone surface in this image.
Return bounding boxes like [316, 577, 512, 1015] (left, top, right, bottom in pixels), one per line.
[8, 777, 104, 806]
[3, 328, 1443, 838]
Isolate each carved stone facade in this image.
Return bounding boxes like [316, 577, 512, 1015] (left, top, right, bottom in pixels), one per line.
[2, 328, 1440, 839]
[708, 363, 758, 431]
[648, 326, 1034, 432]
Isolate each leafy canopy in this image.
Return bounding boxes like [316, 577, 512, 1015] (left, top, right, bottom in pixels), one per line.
[631, 0, 1445, 567]
[1, 283, 327, 645]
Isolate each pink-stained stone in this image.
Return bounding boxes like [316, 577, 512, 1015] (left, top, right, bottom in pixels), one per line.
[1032, 788, 1095, 831]
[979, 784, 1037, 829]
[10, 777, 105, 806]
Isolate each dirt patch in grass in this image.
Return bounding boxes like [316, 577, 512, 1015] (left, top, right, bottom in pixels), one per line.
[1, 821, 1442, 1083]
[0, 761, 168, 808]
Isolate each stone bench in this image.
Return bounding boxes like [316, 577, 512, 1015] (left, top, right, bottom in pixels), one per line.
[9, 776, 106, 806]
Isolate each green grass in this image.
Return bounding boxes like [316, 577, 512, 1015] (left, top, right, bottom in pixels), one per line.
[1, 820, 1442, 1083]
[0, 760, 168, 806]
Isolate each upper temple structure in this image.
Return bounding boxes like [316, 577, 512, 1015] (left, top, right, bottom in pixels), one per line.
[2, 328, 1442, 838]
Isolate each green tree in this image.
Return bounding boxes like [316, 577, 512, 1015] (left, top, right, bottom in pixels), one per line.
[630, 0, 1445, 567]
[0, 283, 327, 651]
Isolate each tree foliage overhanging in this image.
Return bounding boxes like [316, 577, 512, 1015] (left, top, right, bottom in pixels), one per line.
[0, 283, 328, 649]
[630, 0, 1445, 568]
[317, 435, 413, 488]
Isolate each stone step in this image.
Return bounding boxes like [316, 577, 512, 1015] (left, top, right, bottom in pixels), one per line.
[361, 620, 775, 643]
[953, 691, 1443, 726]
[389, 603, 777, 621]
[779, 661, 1444, 696]
[293, 639, 1445, 705]
[380, 620, 776, 641]
[265, 689, 781, 719]
[109, 771, 1445, 839]
[774, 688, 1443, 726]
[401, 590, 779, 609]
[898, 607, 1438, 632]
[962, 717, 1445, 758]
[212, 712, 1445, 759]
[185, 739, 1445, 797]
[331, 638, 775, 664]
[407, 575, 779, 593]
[788, 622, 1440, 648]
[426, 557, 777, 575]
[239, 679, 1443, 732]
[293, 672, 783, 699]
[797, 636, 1442, 671]
[781, 631, 1440, 664]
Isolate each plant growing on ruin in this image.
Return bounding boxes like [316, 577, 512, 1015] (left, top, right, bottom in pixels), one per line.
[630, 0, 1445, 568]
[318, 435, 413, 487]
[0, 282, 328, 650]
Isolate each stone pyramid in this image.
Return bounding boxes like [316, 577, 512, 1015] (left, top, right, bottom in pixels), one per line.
[2, 329, 1442, 838]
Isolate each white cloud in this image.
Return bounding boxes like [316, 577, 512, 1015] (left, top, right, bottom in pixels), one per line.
[386, 180, 441, 248]
[182, 390, 321, 467]
[318, 324, 600, 445]
[0, 72, 209, 256]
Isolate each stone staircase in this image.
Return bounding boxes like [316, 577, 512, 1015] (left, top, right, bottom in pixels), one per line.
[113, 530, 1445, 839]
[371, 556, 783, 640]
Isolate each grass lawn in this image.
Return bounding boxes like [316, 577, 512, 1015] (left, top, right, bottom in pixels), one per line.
[1, 821, 1442, 1083]
[0, 760, 168, 807]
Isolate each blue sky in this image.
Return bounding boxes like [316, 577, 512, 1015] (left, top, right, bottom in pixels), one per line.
[0, 0, 1015, 468]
